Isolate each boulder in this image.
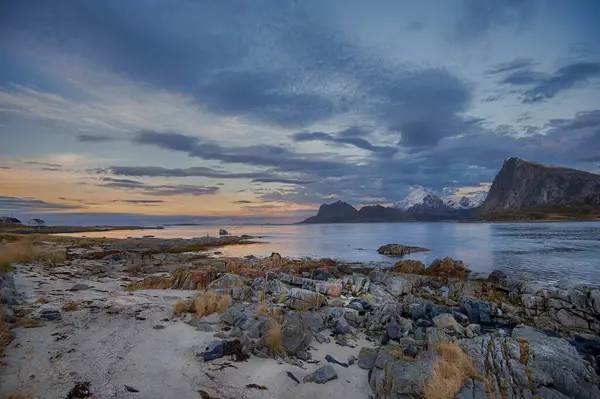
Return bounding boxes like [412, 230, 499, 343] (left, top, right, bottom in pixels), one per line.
[369, 346, 433, 398]
[370, 271, 413, 297]
[377, 244, 429, 257]
[208, 273, 246, 290]
[342, 274, 370, 295]
[315, 281, 342, 297]
[39, 309, 62, 321]
[284, 288, 324, 310]
[69, 283, 91, 291]
[425, 257, 471, 278]
[173, 269, 218, 290]
[358, 347, 378, 370]
[459, 297, 497, 325]
[461, 326, 600, 399]
[219, 229, 229, 236]
[303, 365, 338, 384]
[393, 260, 425, 274]
[203, 340, 224, 361]
[433, 313, 464, 334]
[282, 311, 312, 356]
[488, 269, 507, 282]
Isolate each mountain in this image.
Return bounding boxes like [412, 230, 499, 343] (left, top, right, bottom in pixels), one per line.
[393, 187, 448, 213]
[301, 200, 358, 223]
[443, 191, 488, 210]
[480, 157, 600, 212]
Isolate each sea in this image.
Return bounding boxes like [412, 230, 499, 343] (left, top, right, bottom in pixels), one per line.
[60, 222, 600, 286]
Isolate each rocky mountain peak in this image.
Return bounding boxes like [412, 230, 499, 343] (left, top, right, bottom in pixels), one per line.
[393, 187, 446, 212]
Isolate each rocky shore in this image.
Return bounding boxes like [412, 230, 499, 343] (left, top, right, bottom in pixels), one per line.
[1, 236, 599, 398]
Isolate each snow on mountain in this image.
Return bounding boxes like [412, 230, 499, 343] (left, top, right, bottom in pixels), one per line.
[393, 187, 446, 212]
[442, 190, 488, 209]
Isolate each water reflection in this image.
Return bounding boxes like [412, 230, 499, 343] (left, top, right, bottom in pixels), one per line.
[59, 222, 600, 285]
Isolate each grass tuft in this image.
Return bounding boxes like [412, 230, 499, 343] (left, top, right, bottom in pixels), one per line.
[185, 291, 232, 320]
[264, 319, 285, 357]
[35, 297, 46, 304]
[423, 341, 479, 399]
[256, 300, 267, 317]
[216, 294, 232, 313]
[194, 297, 206, 320]
[173, 299, 186, 315]
[61, 301, 81, 312]
[0, 314, 12, 358]
[0, 241, 66, 266]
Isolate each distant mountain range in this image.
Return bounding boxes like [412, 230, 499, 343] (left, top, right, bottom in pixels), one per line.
[301, 157, 600, 223]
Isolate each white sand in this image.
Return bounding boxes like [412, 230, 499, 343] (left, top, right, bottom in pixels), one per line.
[1, 265, 374, 399]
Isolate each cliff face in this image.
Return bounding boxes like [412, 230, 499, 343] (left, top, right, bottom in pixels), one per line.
[302, 200, 358, 223]
[481, 157, 600, 212]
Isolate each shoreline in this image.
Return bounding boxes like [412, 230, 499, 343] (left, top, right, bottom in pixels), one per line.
[1, 236, 599, 398]
[0, 225, 165, 235]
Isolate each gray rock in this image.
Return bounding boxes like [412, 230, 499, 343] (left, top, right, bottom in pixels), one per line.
[404, 345, 418, 358]
[303, 365, 338, 384]
[460, 297, 497, 325]
[297, 351, 311, 361]
[284, 288, 324, 310]
[333, 317, 352, 335]
[282, 311, 312, 356]
[508, 316, 521, 328]
[325, 354, 348, 367]
[453, 312, 470, 326]
[348, 356, 357, 366]
[432, 313, 463, 334]
[488, 269, 507, 282]
[314, 333, 331, 344]
[358, 347, 378, 370]
[69, 283, 91, 291]
[386, 321, 401, 340]
[40, 309, 62, 321]
[203, 340, 224, 361]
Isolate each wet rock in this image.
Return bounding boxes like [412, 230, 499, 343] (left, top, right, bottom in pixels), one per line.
[203, 340, 224, 361]
[358, 347, 378, 370]
[284, 288, 324, 310]
[488, 269, 507, 282]
[219, 229, 229, 236]
[325, 354, 349, 368]
[393, 260, 425, 274]
[303, 365, 338, 384]
[432, 313, 463, 334]
[40, 309, 62, 321]
[425, 257, 471, 278]
[377, 244, 429, 257]
[69, 283, 91, 291]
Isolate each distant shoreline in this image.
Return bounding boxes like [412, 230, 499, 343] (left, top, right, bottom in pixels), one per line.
[0, 225, 164, 235]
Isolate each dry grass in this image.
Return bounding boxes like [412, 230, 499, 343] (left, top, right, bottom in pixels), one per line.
[11, 318, 42, 328]
[35, 297, 46, 304]
[0, 314, 12, 358]
[216, 294, 232, 312]
[125, 276, 175, 291]
[264, 319, 285, 356]
[256, 300, 267, 317]
[173, 299, 186, 315]
[61, 301, 81, 312]
[0, 259, 14, 274]
[423, 342, 479, 399]
[189, 290, 232, 320]
[194, 297, 206, 319]
[268, 307, 284, 324]
[0, 241, 66, 266]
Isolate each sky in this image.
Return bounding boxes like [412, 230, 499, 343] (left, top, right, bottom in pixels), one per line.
[1, 0, 600, 225]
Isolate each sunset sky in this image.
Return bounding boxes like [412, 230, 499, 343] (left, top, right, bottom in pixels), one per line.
[1, 0, 600, 225]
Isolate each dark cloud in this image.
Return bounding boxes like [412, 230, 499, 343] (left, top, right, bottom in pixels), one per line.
[25, 161, 62, 168]
[97, 165, 271, 180]
[233, 200, 253, 204]
[251, 178, 316, 185]
[42, 167, 62, 171]
[487, 58, 535, 75]
[97, 178, 219, 196]
[292, 129, 397, 155]
[76, 134, 115, 142]
[118, 199, 165, 204]
[0, 166, 10, 169]
[522, 62, 600, 103]
[0, 196, 84, 211]
[133, 130, 349, 176]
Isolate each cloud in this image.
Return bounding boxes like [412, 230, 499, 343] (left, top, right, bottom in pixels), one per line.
[25, 161, 62, 168]
[97, 178, 219, 197]
[292, 129, 397, 155]
[0, 166, 10, 169]
[487, 58, 535, 75]
[76, 134, 115, 142]
[117, 199, 165, 204]
[233, 200, 253, 204]
[97, 165, 271, 180]
[454, 0, 534, 41]
[251, 178, 316, 185]
[0, 196, 84, 211]
[522, 62, 600, 103]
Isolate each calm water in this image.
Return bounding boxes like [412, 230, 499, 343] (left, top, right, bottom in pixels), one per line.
[63, 222, 600, 286]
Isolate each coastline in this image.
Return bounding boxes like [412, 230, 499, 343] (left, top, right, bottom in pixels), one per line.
[0, 225, 164, 235]
[1, 235, 599, 398]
